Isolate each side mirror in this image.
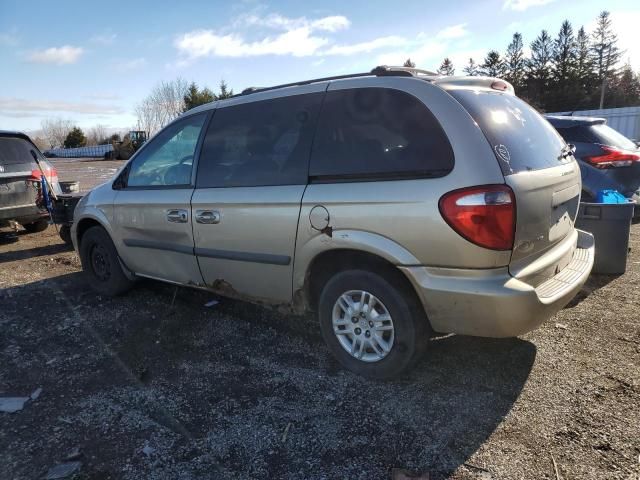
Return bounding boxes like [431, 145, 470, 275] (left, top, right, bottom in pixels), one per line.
[568, 143, 576, 154]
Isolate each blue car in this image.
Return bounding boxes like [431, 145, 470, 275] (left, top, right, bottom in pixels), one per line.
[546, 116, 640, 207]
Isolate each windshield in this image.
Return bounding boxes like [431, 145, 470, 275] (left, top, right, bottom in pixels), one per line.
[449, 89, 569, 175]
[590, 124, 638, 151]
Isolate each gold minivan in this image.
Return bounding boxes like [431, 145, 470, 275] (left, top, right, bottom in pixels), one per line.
[72, 66, 594, 378]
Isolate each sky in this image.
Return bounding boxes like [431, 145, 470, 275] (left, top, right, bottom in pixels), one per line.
[1, 0, 639, 134]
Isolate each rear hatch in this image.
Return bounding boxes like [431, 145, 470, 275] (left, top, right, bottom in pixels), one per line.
[0, 136, 41, 216]
[449, 89, 581, 282]
[560, 121, 640, 197]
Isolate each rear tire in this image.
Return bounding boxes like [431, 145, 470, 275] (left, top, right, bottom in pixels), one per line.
[79, 226, 134, 296]
[21, 219, 49, 234]
[318, 269, 428, 379]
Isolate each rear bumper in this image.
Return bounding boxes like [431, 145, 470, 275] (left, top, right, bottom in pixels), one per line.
[0, 204, 47, 225]
[401, 229, 595, 338]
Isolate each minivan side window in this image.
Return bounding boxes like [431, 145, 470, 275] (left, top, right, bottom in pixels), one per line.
[309, 87, 454, 180]
[197, 92, 324, 188]
[127, 113, 207, 187]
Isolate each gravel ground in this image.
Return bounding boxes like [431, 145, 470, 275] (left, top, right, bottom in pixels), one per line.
[0, 159, 639, 479]
[50, 157, 126, 192]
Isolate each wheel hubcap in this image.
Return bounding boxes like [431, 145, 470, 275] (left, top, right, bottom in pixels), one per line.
[90, 244, 110, 282]
[332, 290, 395, 362]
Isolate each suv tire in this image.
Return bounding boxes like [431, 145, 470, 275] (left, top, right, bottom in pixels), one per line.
[318, 269, 427, 379]
[79, 226, 134, 296]
[21, 219, 49, 234]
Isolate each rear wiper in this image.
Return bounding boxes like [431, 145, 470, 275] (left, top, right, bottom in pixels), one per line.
[558, 143, 576, 160]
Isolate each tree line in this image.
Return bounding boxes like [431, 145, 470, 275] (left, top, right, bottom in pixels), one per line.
[407, 11, 640, 112]
[36, 78, 234, 150]
[134, 78, 233, 135]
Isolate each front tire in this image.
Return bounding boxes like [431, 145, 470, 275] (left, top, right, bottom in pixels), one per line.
[318, 269, 427, 379]
[79, 226, 134, 296]
[21, 219, 49, 234]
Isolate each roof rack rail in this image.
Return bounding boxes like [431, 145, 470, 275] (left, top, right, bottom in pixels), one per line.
[371, 65, 439, 76]
[232, 65, 438, 98]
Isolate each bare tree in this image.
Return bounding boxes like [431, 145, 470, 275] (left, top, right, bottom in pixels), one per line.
[31, 136, 49, 151]
[135, 78, 188, 135]
[86, 124, 108, 145]
[40, 118, 74, 148]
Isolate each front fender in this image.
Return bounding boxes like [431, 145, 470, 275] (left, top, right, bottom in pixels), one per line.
[292, 228, 421, 292]
[70, 186, 117, 252]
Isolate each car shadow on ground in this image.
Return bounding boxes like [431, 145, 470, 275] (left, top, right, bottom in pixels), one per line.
[0, 239, 72, 264]
[1, 273, 536, 479]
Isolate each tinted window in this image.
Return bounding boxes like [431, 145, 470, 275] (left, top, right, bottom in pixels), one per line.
[310, 88, 454, 180]
[0, 137, 39, 166]
[197, 93, 323, 188]
[450, 90, 568, 175]
[556, 126, 596, 144]
[127, 113, 207, 187]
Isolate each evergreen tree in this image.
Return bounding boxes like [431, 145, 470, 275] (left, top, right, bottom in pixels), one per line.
[481, 50, 506, 77]
[437, 57, 455, 76]
[550, 21, 578, 110]
[607, 63, 640, 108]
[504, 33, 526, 92]
[574, 26, 596, 108]
[64, 127, 86, 149]
[463, 58, 479, 76]
[526, 30, 554, 108]
[183, 82, 216, 112]
[218, 80, 234, 99]
[591, 11, 623, 108]
[403, 58, 416, 68]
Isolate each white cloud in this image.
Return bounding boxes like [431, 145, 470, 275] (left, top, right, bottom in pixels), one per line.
[90, 32, 117, 45]
[175, 13, 355, 59]
[436, 23, 469, 40]
[0, 97, 124, 116]
[311, 16, 351, 32]
[238, 13, 350, 32]
[27, 46, 83, 65]
[324, 36, 407, 56]
[174, 11, 475, 66]
[176, 26, 329, 58]
[503, 0, 555, 11]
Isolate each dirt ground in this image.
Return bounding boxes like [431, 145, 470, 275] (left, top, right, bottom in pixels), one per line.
[1, 159, 639, 479]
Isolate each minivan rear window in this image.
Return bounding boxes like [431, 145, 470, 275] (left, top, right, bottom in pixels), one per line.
[449, 90, 569, 175]
[310, 87, 454, 181]
[0, 136, 38, 166]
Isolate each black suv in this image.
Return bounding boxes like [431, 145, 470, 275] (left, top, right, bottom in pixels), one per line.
[0, 131, 60, 232]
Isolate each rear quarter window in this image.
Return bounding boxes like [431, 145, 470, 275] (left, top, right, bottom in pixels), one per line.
[309, 87, 454, 181]
[449, 90, 568, 175]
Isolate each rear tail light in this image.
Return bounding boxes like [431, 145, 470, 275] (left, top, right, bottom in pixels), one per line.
[29, 167, 57, 181]
[439, 185, 516, 250]
[585, 145, 640, 169]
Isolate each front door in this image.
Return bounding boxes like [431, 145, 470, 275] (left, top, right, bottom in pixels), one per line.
[113, 112, 208, 284]
[192, 88, 325, 303]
